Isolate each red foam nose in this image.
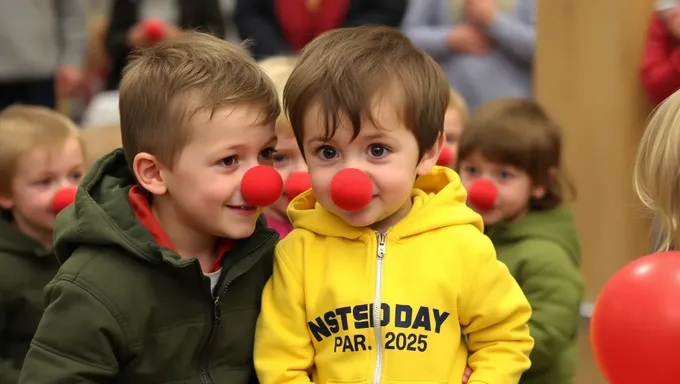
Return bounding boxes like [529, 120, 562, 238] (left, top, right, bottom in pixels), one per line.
[52, 187, 77, 215]
[329, 168, 373, 212]
[285, 171, 311, 200]
[241, 165, 283, 207]
[437, 147, 454, 167]
[143, 20, 166, 41]
[467, 179, 497, 211]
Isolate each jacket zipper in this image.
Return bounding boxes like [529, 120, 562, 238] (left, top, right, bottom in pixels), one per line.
[197, 233, 276, 384]
[372, 232, 386, 384]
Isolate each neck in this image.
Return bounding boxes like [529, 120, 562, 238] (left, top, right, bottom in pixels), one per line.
[370, 198, 413, 234]
[13, 215, 52, 251]
[152, 196, 216, 273]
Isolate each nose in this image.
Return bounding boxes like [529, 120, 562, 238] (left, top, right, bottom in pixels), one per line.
[467, 178, 497, 211]
[52, 186, 78, 214]
[241, 165, 284, 206]
[437, 147, 454, 167]
[285, 171, 312, 200]
[329, 168, 373, 212]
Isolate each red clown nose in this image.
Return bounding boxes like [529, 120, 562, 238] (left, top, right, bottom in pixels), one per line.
[285, 171, 311, 200]
[436, 147, 454, 167]
[142, 19, 167, 41]
[329, 168, 373, 212]
[52, 187, 77, 215]
[241, 166, 283, 207]
[467, 179, 497, 211]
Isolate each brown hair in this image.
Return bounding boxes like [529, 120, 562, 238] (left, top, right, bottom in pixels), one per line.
[283, 26, 450, 158]
[119, 31, 280, 167]
[258, 55, 298, 136]
[458, 99, 574, 210]
[449, 88, 468, 122]
[0, 105, 81, 194]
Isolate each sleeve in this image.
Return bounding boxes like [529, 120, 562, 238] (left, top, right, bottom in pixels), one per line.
[0, 294, 20, 384]
[18, 279, 125, 383]
[519, 242, 584, 372]
[484, 0, 535, 65]
[342, 0, 408, 28]
[234, 0, 293, 58]
[458, 236, 534, 384]
[254, 244, 314, 384]
[641, 16, 680, 104]
[400, 0, 453, 59]
[55, 0, 88, 68]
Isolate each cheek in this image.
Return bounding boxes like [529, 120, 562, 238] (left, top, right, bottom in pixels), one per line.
[192, 172, 240, 202]
[16, 188, 53, 212]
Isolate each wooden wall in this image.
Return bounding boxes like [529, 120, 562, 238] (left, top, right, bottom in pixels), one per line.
[535, 0, 655, 382]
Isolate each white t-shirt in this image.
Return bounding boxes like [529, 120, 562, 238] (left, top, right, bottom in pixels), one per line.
[205, 268, 222, 295]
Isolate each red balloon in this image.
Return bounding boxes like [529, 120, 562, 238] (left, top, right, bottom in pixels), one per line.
[591, 251, 680, 383]
[467, 178, 497, 211]
[437, 147, 454, 167]
[142, 19, 166, 41]
[52, 187, 77, 214]
[285, 171, 311, 200]
[329, 168, 373, 212]
[241, 166, 283, 207]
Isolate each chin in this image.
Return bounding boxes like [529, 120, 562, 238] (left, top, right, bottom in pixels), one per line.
[219, 223, 257, 240]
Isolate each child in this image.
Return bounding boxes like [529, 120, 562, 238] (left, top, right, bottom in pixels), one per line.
[0, 105, 85, 382]
[254, 26, 533, 384]
[642, 0, 680, 104]
[18, 32, 281, 382]
[457, 99, 584, 384]
[634, 90, 680, 250]
[259, 55, 307, 238]
[441, 88, 468, 168]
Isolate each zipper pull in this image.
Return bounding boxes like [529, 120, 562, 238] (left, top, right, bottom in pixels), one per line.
[214, 297, 222, 326]
[377, 233, 386, 258]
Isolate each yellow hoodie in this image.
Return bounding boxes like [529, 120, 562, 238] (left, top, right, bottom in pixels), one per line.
[254, 167, 533, 384]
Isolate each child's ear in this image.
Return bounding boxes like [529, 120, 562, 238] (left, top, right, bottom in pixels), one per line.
[0, 194, 13, 210]
[416, 133, 445, 176]
[133, 152, 168, 195]
[532, 167, 558, 199]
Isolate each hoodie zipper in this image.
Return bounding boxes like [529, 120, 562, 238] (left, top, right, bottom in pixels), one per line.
[197, 233, 275, 384]
[372, 232, 386, 384]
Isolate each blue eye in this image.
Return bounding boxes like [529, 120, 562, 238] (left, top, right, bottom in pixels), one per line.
[273, 153, 287, 163]
[316, 146, 338, 160]
[368, 144, 390, 158]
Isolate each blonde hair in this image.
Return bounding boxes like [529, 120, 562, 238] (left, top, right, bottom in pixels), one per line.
[449, 88, 468, 122]
[258, 55, 298, 135]
[633, 91, 680, 250]
[119, 31, 280, 167]
[0, 105, 81, 194]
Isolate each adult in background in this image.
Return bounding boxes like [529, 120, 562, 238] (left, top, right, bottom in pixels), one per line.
[104, 0, 225, 90]
[0, 0, 88, 110]
[235, 0, 408, 59]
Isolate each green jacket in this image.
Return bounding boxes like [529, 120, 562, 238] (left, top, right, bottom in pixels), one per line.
[486, 206, 584, 384]
[18, 149, 279, 384]
[0, 214, 59, 384]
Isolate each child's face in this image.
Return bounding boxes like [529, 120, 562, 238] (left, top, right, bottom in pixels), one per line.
[459, 151, 539, 225]
[271, 132, 307, 218]
[443, 107, 462, 167]
[300, 97, 439, 231]
[158, 104, 277, 240]
[0, 137, 85, 236]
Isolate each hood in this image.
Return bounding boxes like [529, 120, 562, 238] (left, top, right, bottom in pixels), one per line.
[287, 166, 483, 239]
[486, 206, 581, 266]
[0, 212, 52, 258]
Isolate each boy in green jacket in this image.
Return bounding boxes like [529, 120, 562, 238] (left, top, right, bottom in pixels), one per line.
[0, 106, 85, 383]
[457, 99, 584, 384]
[19, 32, 281, 383]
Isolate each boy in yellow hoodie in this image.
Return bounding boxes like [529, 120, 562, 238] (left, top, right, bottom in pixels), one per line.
[254, 26, 534, 384]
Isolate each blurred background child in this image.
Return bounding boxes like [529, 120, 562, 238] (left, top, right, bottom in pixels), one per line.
[642, 0, 680, 104]
[441, 88, 468, 168]
[457, 98, 584, 384]
[258, 55, 306, 238]
[0, 105, 85, 381]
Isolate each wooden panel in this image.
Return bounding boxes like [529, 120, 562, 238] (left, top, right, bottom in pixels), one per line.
[535, 1, 656, 382]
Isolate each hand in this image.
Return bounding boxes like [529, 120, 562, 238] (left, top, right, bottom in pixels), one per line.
[464, 0, 497, 27]
[55, 66, 85, 96]
[448, 24, 494, 55]
[462, 366, 472, 383]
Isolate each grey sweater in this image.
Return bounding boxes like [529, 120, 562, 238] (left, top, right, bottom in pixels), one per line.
[0, 0, 88, 81]
[401, 0, 535, 110]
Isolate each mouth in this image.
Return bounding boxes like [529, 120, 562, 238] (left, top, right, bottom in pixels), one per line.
[225, 204, 258, 215]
